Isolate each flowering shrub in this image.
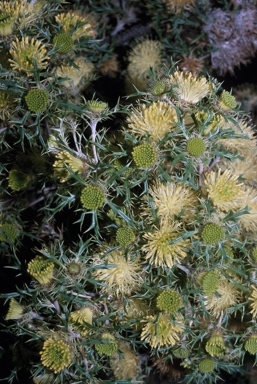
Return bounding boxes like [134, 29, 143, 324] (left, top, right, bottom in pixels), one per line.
[1, 1, 257, 384]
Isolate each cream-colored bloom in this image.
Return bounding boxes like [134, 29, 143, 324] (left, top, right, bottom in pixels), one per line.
[5, 298, 24, 320]
[168, 71, 211, 104]
[221, 156, 257, 186]
[204, 169, 244, 212]
[142, 222, 189, 268]
[146, 181, 198, 223]
[9, 37, 49, 75]
[55, 11, 95, 40]
[127, 101, 178, 142]
[141, 313, 184, 348]
[93, 249, 142, 297]
[237, 186, 257, 232]
[249, 285, 257, 318]
[110, 341, 139, 380]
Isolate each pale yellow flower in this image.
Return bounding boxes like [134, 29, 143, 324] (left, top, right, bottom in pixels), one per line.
[204, 169, 244, 212]
[249, 285, 257, 318]
[204, 278, 241, 318]
[126, 40, 163, 92]
[5, 298, 24, 320]
[220, 156, 257, 186]
[141, 313, 184, 348]
[110, 341, 139, 380]
[9, 37, 49, 75]
[142, 222, 190, 268]
[168, 71, 211, 104]
[237, 186, 257, 232]
[146, 181, 198, 223]
[55, 11, 95, 41]
[53, 151, 87, 182]
[127, 101, 178, 142]
[93, 249, 142, 297]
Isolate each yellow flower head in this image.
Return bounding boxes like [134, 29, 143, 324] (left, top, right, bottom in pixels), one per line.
[70, 307, 93, 336]
[141, 313, 184, 348]
[205, 332, 225, 357]
[56, 57, 95, 95]
[40, 338, 71, 373]
[5, 298, 24, 320]
[146, 181, 198, 223]
[53, 151, 86, 183]
[221, 156, 257, 187]
[126, 40, 162, 92]
[142, 222, 190, 268]
[93, 249, 142, 297]
[249, 285, 257, 318]
[95, 333, 118, 356]
[237, 186, 257, 232]
[27, 256, 55, 285]
[9, 37, 49, 76]
[127, 101, 178, 142]
[163, 0, 195, 13]
[168, 71, 211, 104]
[55, 11, 95, 41]
[203, 278, 241, 318]
[110, 341, 139, 381]
[204, 169, 244, 212]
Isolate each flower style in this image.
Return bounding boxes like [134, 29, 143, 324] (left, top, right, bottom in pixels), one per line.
[93, 248, 142, 297]
[205, 332, 225, 357]
[110, 341, 139, 380]
[203, 278, 241, 318]
[27, 256, 55, 285]
[40, 338, 71, 373]
[55, 11, 96, 41]
[141, 313, 184, 348]
[9, 37, 49, 75]
[53, 151, 87, 183]
[56, 57, 95, 95]
[204, 169, 244, 212]
[127, 101, 178, 142]
[146, 181, 198, 223]
[126, 40, 162, 92]
[168, 71, 211, 104]
[156, 289, 182, 314]
[95, 333, 118, 356]
[142, 222, 190, 268]
[237, 186, 257, 232]
[249, 285, 257, 317]
[5, 298, 24, 320]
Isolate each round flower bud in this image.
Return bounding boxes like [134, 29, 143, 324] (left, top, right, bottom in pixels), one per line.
[0, 223, 18, 243]
[66, 261, 82, 276]
[25, 89, 49, 113]
[186, 137, 206, 157]
[219, 90, 237, 110]
[205, 333, 225, 357]
[53, 33, 73, 53]
[201, 271, 219, 295]
[173, 348, 189, 359]
[8, 168, 31, 191]
[116, 226, 135, 246]
[244, 335, 257, 355]
[80, 186, 105, 210]
[156, 289, 181, 314]
[27, 256, 55, 285]
[150, 80, 168, 96]
[86, 100, 108, 113]
[199, 358, 215, 373]
[40, 338, 71, 373]
[132, 143, 157, 168]
[201, 223, 225, 245]
[95, 333, 118, 356]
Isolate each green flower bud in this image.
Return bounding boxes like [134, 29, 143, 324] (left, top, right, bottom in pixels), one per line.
[219, 90, 237, 110]
[201, 271, 219, 295]
[201, 223, 225, 245]
[156, 289, 181, 314]
[205, 333, 225, 357]
[86, 100, 108, 113]
[199, 358, 215, 373]
[116, 226, 135, 246]
[173, 348, 189, 359]
[244, 335, 257, 355]
[150, 80, 168, 96]
[25, 89, 49, 113]
[186, 138, 205, 156]
[66, 261, 82, 276]
[80, 186, 105, 210]
[251, 247, 257, 263]
[8, 168, 31, 191]
[53, 33, 73, 53]
[132, 143, 157, 168]
[0, 223, 18, 243]
[95, 333, 118, 356]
